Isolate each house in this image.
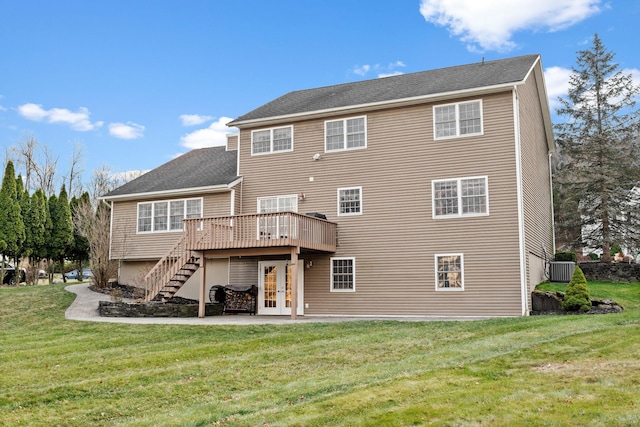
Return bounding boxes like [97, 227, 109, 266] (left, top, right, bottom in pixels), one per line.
[102, 54, 556, 318]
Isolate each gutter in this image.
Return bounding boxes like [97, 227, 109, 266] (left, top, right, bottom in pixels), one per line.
[99, 177, 244, 202]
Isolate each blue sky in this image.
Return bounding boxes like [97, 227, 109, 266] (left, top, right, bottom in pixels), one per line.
[1, 0, 638, 193]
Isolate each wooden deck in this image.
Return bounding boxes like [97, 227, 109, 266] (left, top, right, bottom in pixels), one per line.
[182, 212, 337, 253]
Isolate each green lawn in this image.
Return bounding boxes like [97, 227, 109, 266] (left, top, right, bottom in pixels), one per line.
[1, 282, 639, 426]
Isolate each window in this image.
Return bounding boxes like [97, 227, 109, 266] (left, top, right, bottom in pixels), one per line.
[137, 198, 203, 233]
[325, 116, 366, 152]
[331, 257, 355, 292]
[251, 126, 293, 155]
[435, 254, 464, 290]
[257, 195, 298, 238]
[432, 176, 488, 218]
[154, 202, 168, 231]
[337, 187, 362, 216]
[434, 100, 482, 139]
[138, 203, 152, 232]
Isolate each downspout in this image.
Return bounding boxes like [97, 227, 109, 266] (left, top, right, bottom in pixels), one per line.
[513, 86, 528, 315]
[549, 152, 557, 255]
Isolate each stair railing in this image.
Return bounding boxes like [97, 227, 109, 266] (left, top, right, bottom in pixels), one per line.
[143, 234, 193, 302]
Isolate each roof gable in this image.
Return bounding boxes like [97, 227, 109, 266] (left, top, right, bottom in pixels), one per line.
[102, 146, 238, 199]
[229, 54, 540, 126]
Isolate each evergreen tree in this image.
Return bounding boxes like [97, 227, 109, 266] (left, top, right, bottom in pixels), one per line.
[0, 161, 25, 283]
[555, 34, 640, 262]
[22, 189, 48, 284]
[47, 185, 74, 281]
[562, 266, 591, 312]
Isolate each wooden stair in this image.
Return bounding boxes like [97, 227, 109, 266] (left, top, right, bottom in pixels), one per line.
[153, 255, 200, 302]
[143, 233, 203, 302]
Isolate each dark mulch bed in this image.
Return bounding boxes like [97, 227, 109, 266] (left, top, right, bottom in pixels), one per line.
[90, 283, 146, 300]
[89, 283, 198, 304]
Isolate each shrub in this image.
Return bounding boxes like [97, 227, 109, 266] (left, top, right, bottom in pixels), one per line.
[588, 253, 600, 260]
[555, 251, 577, 263]
[562, 266, 591, 312]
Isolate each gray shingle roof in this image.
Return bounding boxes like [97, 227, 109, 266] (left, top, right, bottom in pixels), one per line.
[102, 146, 238, 198]
[229, 54, 539, 125]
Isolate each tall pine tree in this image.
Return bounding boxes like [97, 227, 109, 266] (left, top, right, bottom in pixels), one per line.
[0, 161, 25, 283]
[555, 34, 640, 261]
[22, 189, 49, 284]
[47, 185, 74, 280]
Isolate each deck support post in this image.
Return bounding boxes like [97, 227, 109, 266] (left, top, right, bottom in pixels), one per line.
[197, 251, 206, 318]
[290, 247, 299, 320]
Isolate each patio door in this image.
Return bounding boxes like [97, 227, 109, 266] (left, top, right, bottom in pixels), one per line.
[258, 260, 304, 315]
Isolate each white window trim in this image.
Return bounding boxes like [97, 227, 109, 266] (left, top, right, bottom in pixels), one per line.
[136, 197, 203, 234]
[433, 99, 483, 140]
[330, 256, 356, 292]
[337, 186, 363, 217]
[435, 253, 464, 291]
[324, 116, 367, 153]
[432, 176, 489, 219]
[251, 125, 294, 156]
[256, 194, 299, 213]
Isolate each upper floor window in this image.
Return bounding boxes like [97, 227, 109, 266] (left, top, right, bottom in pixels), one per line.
[432, 176, 488, 218]
[252, 126, 293, 155]
[257, 195, 298, 214]
[337, 186, 362, 216]
[325, 116, 366, 152]
[257, 194, 298, 239]
[434, 100, 482, 139]
[137, 198, 202, 233]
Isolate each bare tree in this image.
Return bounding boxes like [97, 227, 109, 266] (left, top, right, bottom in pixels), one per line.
[62, 143, 85, 199]
[72, 199, 117, 289]
[11, 135, 59, 196]
[89, 164, 145, 205]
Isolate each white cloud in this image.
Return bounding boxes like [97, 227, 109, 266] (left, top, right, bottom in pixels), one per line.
[108, 122, 145, 139]
[180, 114, 213, 126]
[180, 116, 235, 149]
[419, 0, 602, 52]
[625, 68, 640, 89]
[353, 61, 407, 78]
[17, 103, 104, 131]
[544, 66, 573, 109]
[353, 65, 371, 76]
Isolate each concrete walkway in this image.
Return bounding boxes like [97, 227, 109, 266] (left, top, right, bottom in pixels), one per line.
[64, 283, 481, 325]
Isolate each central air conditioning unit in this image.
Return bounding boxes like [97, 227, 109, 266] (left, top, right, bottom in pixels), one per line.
[549, 261, 576, 283]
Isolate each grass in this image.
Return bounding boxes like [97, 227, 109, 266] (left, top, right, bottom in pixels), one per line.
[1, 282, 639, 426]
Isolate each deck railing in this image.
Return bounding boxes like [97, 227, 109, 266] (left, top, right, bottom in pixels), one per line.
[183, 212, 337, 253]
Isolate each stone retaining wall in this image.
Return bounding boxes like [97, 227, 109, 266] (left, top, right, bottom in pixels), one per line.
[99, 301, 224, 317]
[579, 262, 640, 282]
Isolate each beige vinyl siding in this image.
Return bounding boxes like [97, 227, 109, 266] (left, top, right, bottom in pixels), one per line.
[229, 257, 259, 286]
[237, 92, 524, 316]
[174, 258, 229, 300]
[519, 65, 555, 296]
[110, 192, 233, 260]
[226, 134, 238, 151]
